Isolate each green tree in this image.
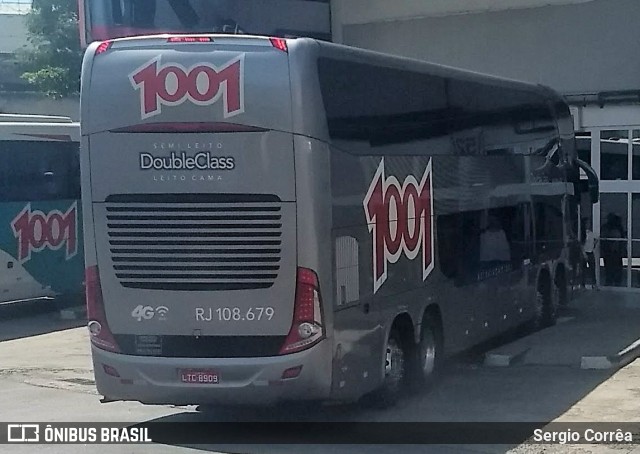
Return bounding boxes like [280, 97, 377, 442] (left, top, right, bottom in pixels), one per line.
[17, 0, 83, 98]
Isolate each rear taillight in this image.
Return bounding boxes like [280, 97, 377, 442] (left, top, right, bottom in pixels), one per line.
[279, 268, 324, 354]
[86, 266, 120, 353]
[270, 37, 288, 53]
[94, 40, 112, 55]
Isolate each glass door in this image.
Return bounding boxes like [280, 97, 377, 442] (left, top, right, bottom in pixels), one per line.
[588, 128, 640, 289]
[599, 192, 628, 287]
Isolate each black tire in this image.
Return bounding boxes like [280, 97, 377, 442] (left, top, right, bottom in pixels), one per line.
[556, 270, 569, 307]
[546, 280, 559, 326]
[369, 328, 406, 408]
[531, 276, 557, 331]
[408, 313, 442, 390]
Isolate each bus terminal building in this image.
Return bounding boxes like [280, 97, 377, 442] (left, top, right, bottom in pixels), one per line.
[331, 0, 640, 290]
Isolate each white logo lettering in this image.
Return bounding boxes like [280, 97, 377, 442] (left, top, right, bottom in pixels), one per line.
[130, 56, 245, 119]
[363, 159, 434, 293]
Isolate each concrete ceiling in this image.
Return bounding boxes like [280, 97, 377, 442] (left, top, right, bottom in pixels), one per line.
[335, 0, 596, 25]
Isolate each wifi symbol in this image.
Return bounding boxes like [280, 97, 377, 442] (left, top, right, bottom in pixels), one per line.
[155, 306, 169, 319]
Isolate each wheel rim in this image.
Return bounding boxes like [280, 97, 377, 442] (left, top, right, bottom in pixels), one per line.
[384, 336, 404, 391]
[421, 328, 436, 377]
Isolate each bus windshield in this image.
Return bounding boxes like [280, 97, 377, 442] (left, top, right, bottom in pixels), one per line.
[83, 0, 331, 44]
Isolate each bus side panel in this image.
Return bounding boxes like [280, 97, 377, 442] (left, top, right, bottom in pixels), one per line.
[328, 149, 461, 397]
[328, 150, 505, 393]
[326, 147, 384, 399]
[328, 149, 556, 375]
[80, 135, 97, 269]
[0, 200, 84, 300]
[292, 135, 335, 399]
[81, 46, 99, 271]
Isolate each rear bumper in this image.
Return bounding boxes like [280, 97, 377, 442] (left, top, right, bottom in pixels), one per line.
[91, 339, 333, 405]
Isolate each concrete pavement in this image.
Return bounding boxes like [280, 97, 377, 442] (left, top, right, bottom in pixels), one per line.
[1, 290, 640, 453]
[485, 290, 640, 369]
[508, 357, 640, 453]
[0, 313, 95, 395]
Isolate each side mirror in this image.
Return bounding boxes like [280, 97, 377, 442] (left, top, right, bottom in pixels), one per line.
[43, 171, 57, 195]
[576, 159, 599, 204]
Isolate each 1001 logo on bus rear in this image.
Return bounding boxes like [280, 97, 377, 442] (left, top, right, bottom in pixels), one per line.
[11, 203, 77, 262]
[129, 55, 245, 119]
[363, 159, 434, 293]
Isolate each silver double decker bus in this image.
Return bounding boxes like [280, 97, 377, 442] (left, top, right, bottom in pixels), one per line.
[80, 31, 598, 406]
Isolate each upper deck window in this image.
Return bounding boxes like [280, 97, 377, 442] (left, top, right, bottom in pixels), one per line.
[317, 57, 556, 157]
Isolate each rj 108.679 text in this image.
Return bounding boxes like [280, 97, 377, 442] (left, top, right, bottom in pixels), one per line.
[195, 307, 275, 322]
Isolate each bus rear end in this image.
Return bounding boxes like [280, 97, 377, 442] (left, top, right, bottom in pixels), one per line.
[81, 35, 330, 405]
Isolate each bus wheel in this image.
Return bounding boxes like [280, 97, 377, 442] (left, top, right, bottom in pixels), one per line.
[372, 328, 405, 408]
[555, 269, 568, 307]
[532, 276, 556, 331]
[408, 314, 441, 390]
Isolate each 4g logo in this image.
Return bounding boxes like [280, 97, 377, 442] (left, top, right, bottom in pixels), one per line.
[11, 203, 77, 263]
[364, 159, 434, 294]
[129, 55, 245, 119]
[131, 305, 169, 322]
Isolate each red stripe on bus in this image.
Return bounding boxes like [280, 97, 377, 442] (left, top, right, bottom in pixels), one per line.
[110, 122, 267, 133]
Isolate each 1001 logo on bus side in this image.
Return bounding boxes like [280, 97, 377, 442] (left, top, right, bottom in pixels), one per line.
[363, 159, 434, 293]
[11, 203, 78, 262]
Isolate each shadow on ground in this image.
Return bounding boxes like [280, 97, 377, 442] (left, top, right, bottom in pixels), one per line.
[133, 293, 632, 453]
[138, 356, 613, 453]
[0, 301, 84, 342]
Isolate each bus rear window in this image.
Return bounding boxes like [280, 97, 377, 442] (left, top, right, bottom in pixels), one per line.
[84, 0, 331, 43]
[0, 141, 80, 202]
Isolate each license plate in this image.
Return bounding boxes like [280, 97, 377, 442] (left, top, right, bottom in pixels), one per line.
[179, 369, 219, 384]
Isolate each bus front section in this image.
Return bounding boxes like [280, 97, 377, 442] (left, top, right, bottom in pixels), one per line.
[81, 36, 331, 405]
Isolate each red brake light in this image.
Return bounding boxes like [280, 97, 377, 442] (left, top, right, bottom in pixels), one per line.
[270, 38, 288, 53]
[167, 36, 213, 43]
[86, 266, 120, 353]
[95, 40, 112, 55]
[279, 268, 324, 355]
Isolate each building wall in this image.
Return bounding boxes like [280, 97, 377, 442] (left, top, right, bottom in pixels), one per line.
[335, 0, 594, 26]
[0, 92, 79, 120]
[0, 12, 27, 54]
[0, 9, 79, 119]
[339, 0, 640, 96]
